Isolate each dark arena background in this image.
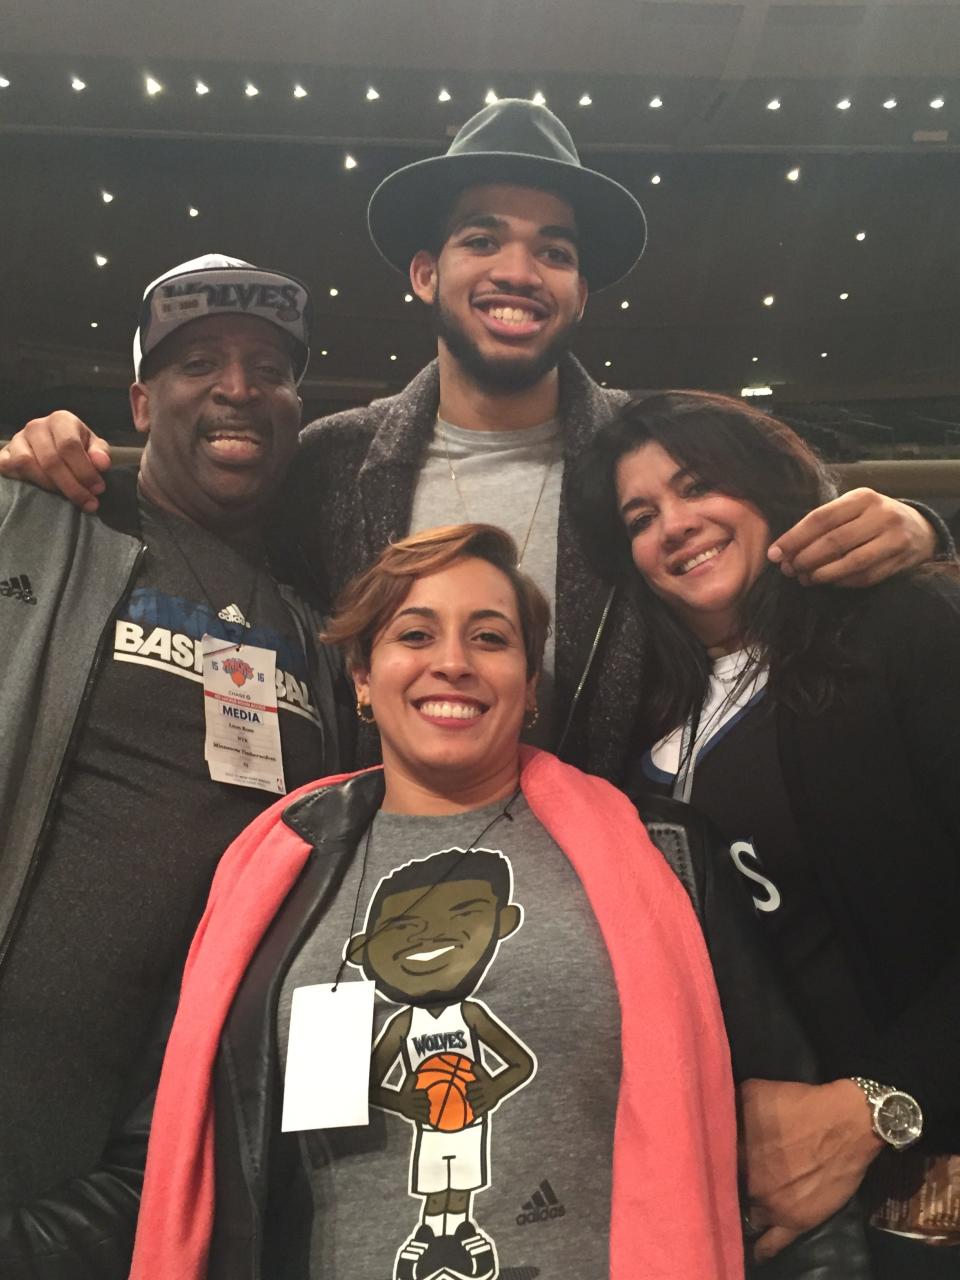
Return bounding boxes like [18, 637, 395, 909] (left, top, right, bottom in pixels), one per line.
[2, 0, 959, 524]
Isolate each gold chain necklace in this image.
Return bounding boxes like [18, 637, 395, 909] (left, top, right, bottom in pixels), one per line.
[439, 420, 556, 565]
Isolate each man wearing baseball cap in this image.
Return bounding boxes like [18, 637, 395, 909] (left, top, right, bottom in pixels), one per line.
[0, 255, 343, 1277]
[1, 100, 948, 770]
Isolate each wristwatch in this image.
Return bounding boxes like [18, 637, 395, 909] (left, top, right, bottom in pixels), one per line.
[850, 1076, 923, 1150]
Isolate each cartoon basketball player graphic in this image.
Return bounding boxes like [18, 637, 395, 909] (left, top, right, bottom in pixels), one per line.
[345, 847, 536, 1280]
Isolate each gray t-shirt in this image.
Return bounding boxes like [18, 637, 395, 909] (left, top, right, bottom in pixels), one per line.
[278, 796, 621, 1280]
[409, 418, 563, 749]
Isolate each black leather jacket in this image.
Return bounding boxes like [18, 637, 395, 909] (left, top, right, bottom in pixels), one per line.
[0, 1033, 156, 1280]
[6, 776, 869, 1279]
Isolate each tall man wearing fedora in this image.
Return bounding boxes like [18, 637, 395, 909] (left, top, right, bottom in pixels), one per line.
[3, 100, 949, 775]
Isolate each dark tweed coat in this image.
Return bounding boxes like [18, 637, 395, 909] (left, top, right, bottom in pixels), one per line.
[269, 355, 646, 780]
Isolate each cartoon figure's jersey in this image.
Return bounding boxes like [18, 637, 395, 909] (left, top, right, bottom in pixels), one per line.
[405, 1003, 476, 1073]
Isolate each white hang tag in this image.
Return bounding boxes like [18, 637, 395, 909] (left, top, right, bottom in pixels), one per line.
[202, 635, 286, 795]
[281, 981, 375, 1131]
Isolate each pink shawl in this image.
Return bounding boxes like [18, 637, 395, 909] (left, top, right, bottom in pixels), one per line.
[130, 749, 742, 1278]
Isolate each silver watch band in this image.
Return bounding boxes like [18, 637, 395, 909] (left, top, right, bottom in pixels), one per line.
[851, 1076, 889, 1103]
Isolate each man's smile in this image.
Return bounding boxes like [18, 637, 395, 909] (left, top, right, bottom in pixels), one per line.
[472, 292, 550, 340]
[198, 420, 269, 466]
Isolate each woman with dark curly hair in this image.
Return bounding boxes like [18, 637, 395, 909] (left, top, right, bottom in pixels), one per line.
[571, 390, 960, 1279]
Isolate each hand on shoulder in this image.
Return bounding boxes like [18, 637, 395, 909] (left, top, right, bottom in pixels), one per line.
[0, 412, 112, 512]
[768, 488, 938, 588]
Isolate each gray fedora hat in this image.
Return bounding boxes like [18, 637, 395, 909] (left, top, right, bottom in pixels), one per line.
[367, 99, 647, 292]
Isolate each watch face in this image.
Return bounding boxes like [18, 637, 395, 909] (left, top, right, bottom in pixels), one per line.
[877, 1093, 923, 1147]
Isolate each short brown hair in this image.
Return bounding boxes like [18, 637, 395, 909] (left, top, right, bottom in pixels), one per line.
[322, 524, 551, 677]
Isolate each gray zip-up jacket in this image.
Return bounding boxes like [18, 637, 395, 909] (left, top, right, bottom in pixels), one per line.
[0, 475, 145, 956]
[0, 470, 344, 1278]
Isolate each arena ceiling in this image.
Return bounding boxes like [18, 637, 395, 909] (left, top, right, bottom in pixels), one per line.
[2, 0, 959, 456]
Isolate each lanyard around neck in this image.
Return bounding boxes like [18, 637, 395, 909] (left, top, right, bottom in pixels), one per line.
[672, 702, 703, 804]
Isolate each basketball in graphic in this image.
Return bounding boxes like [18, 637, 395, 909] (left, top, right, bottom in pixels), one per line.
[414, 1053, 476, 1131]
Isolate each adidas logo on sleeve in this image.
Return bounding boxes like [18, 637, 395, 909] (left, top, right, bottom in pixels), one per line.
[0, 574, 37, 604]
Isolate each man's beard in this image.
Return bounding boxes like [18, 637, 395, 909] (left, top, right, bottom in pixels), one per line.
[432, 288, 579, 394]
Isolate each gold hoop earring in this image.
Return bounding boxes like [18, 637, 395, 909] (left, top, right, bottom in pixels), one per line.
[523, 704, 539, 730]
[356, 698, 376, 724]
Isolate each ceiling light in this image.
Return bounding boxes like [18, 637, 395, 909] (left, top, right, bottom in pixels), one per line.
[244, 82, 259, 97]
[195, 80, 210, 96]
[930, 96, 945, 110]
[836, 97, 852, 111]
[90, 321, 98, 329]
[649, 95, 663, 109]
[839, 292, 849, 300]
[344, 153, 357, 170]
[763, 294, 775, 306]
[742, 386, 773, 398]
[293, 84, 308, 99]
[751, 356, 759, 363]
[650, 173, 661, 185]
[766, 98, 781, 111]
[855, 230, 866, 241]
[320, 349, 329, 356]
[71, 76, 86, 92]
[532, 91, 546, 106]
[438, 88, 451, 103]
[0, 77, 10, 89]
[188, 206, 199, 218]
[604, 360, 612, 368]
[145, 76, 163, 96]
[100, 189, 114, 204]
[883, 97, 897, 110]
[329, 287, 339, 297]
[403, 293, 414, 302]
[389, 353, 398, 361]
[94, 254, 108, 267]
[366, 86, 380, 101]
[579, 93, 592, 107]
[620, 300, 630, 310]
[820, 352, 828, 358]
[786, 166, 801, 182]
[485, 89, 498, 106]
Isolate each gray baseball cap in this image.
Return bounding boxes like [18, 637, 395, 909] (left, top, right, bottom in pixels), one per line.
[134, 254, 312, 382]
